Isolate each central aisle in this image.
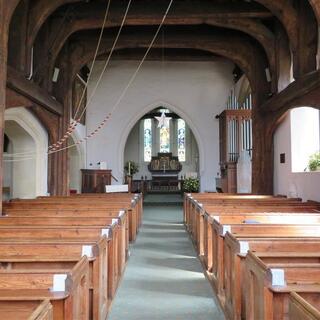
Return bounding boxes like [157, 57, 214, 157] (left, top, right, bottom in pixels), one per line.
[108, 205, 225, 320]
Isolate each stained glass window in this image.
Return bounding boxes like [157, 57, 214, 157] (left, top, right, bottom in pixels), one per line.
[160, 125, 170, 153]
[144, 119, 152, 162]
[178, 119, 186, 162]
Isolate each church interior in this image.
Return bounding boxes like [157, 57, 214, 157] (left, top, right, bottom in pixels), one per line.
[1, 0, 320, 319]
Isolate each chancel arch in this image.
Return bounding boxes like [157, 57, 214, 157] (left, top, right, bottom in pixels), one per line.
[85, 58, 234, 192]
[123, 105, 200, 191]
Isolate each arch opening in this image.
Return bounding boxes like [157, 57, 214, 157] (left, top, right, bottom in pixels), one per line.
[273, 106, 320, 201]
[4, 108, 48, 199]
[124, 107, 200, 192]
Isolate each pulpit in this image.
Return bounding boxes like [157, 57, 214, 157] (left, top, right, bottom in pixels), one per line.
[148, 153, 182, 192]
[81, 169, 112, 193]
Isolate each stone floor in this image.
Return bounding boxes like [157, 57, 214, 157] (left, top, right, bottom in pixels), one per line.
[108, 205, 225, 320]
[143, 194, 183, 206]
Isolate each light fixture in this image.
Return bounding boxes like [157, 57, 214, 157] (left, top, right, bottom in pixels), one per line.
[155, 110, 171, 129]
[265, 68, 271, 82]
[52, 68, 60, 83]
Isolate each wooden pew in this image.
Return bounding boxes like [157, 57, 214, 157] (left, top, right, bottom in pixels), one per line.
[183, 193, 320, 319]
[188, 201, 319, 244]
[4, 200, 139, 242]
[0, 214, 127, 276]
[289, 292, 320, 320]
[210, 221, 320, 296]
[183, 193, 310, 227]
[223, 233, 320, 320]
[2, 209, 130, 258]
[202, 211, 320, 272]
[190, 202, 320, 245]
[183, 193, 282, 221]
[0, 216, 124, 287]
[0, 225, 121, 302]
[0, 299, 53, 320]
[0, 194, 140, 318]
[0, 257, 89, 320]
[0, 239, 108, 320]
[63, 192, 143, 227]
[202, 212, 320, 269]
[37, 192, 144, 228]
[245, 252, 320, 320]
[70, 192, 143, 222]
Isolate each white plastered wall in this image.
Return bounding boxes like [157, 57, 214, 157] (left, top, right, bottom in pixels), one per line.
[273, 111, 320, 201]
[69, 123, 86, 193]
[4, 107, 48, 198]
[86, 60, 234, 191]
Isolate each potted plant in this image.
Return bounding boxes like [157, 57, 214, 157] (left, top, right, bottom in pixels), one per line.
[124, 161, 139, 176]
[183, 177, 200, 193]
[308, 152, 320, 172]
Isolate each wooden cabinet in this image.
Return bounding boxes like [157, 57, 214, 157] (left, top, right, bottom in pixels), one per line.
[81, 169, 112, 193]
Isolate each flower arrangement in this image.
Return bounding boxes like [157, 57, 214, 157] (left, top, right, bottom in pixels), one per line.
[124, 161, 139, 176]
[308, 152, 320, 171]
[183, 177, 200, 192]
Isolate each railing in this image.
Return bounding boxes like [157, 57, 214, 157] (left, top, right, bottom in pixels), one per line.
[111, 175, 119, 183]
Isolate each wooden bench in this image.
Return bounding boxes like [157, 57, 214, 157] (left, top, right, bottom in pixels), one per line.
[0, 214, 127, 276]
[210, 221, 320, 296]
[200, 211, 320, 273]
[183, 193, 309, 227]
[223, 233, 320, 320]
[0, 257, 89, 320]
[0, 299, 53, 320]
[183, 193, 320, 319]
[0, 239, 108, 320]
[4, 200, 140, 242]
[194, 201, 319, 233]
[0, 225, 121, 302]
[188, 201, 319, 244]
[245, 252, 320, 320]
[70, 192, 144, 225]
[3, 208, 130, 252]
[0, 217, 123, 288]
[289, 292, 320, 320]
[0, 194, 141, 318]
[202, 213, 320, 271]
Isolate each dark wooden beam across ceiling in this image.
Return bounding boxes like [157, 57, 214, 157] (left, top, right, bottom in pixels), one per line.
[6, 67, 63, 116]
[261, 70, 320, 116]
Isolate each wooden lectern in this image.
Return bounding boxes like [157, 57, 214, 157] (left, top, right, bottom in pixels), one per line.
[81, 169, 112, 193]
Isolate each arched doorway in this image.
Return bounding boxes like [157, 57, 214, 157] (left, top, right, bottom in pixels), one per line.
[124, 107, 200, 193]
[4, 108, 48, 199]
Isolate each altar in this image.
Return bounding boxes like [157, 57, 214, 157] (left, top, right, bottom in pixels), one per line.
[148, 153, 182, 192]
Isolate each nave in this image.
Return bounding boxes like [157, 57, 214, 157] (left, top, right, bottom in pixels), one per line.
[108, 204, 224, 320]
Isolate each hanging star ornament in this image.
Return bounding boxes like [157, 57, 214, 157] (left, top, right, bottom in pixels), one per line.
[155, 111, 172, 128]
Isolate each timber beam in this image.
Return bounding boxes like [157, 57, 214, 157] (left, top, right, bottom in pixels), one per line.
[6, 67, 63, 116]
[44, 12, 276, 92]
[65, 31, 269, 98]
[260, 70, 320, 116]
